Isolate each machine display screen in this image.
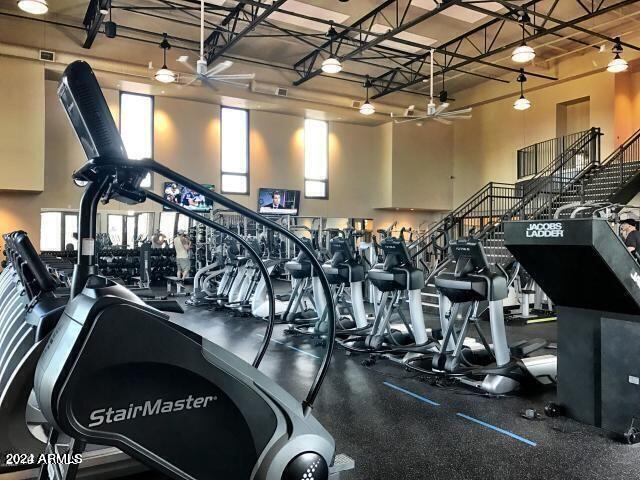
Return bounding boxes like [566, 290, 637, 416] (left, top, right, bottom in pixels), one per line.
[258, 188, 300, 215]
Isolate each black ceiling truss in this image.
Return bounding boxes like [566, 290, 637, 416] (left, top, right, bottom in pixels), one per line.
[82, 0, 111, 48]
[368, 0, 640, 99]
[70, 0, 640, 101]
[203, 0, 288, 64]
[292, 0, 464, 86]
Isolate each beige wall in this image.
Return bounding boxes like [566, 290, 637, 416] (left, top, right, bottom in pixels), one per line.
[452, 71, 617, 204]
[0, 56, 44, 191]
[0, 73, 404, 250]
[391, 121, 454, 211]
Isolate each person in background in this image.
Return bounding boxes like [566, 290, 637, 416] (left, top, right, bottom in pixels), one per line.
[173, 229, 191, 281]
[265, 191, 284, 209]
[620, 219, 640, 253]
[151, 231, 167, 249]
[165, 183, 181, 205]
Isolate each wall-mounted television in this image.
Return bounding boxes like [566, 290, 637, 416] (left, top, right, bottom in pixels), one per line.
[163, 183, 215, 212]
[258, 188, 300, 215]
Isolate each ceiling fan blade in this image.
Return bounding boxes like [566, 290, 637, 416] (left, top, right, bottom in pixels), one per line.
[201, 77, 218, 92]
[206, 60, 233, 76]
[181, 76, 200, 88]
[433, 103, 448, 115]
[434, 117, 453, 125]
[177, 59, 197, 75]
[208, 73, 256, 81]
[393, 116, 430, 124]
[443, 107, 472, 116]
[213, 79, 251, 88]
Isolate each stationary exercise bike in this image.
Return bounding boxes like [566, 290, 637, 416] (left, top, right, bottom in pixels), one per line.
[33, 60, 351, 480]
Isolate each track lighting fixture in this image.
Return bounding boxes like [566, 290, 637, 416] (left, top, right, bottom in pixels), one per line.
[514, 69, 531, 111]
[155, 33, 176, 84]
[321, 24, 342, 74]
[512, 12, 535, 64]
[359, 75, 375, 115]
[17, 0, 48, 15]
[607, 37, 629, 73]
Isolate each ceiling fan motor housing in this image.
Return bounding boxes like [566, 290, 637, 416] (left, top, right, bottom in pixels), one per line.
[197, 58, 208, 76]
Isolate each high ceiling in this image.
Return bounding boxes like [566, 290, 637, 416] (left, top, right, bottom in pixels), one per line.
[1, 0, 639, 123]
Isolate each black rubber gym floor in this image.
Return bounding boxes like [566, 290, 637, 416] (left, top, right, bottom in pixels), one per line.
[128, 300, 640, 480]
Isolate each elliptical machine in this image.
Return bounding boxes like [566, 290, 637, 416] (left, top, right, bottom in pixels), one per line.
[409, 237, 557, 394]
[33, 60, 350, 480]
[343, 235, 435, 363]
[318, 229, 369, 335]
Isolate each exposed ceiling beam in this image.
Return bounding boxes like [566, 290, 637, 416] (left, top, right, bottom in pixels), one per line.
[369, 0, 638, 99]
[82, 0, 110, 48]
[205, 0, 288, 64]
[292, 0, 463, 86]
[469, 0, 640, 51]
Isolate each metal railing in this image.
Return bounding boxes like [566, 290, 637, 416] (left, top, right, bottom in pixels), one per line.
[599, 127, 640, 190]
[517, 129, 593, 179]
[474, 128, 602, 263]
[411, 128, 602, 268]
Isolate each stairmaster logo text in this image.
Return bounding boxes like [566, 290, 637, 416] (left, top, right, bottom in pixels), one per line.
[526, 222, 564, 238]
[87, 394, 216, 428]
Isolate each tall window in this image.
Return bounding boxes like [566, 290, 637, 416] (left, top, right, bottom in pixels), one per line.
[120, 92, 153, 188]
[220, 107, 249, 194]
[304, 119, 328, 199]
[107, 215, 124, 246]
[159, 212, 177, 240]
[137, 213, 152, 242]
[40, 212, 62, 251]
[40, 212, 78, 251]
[64, 214, 78, 250]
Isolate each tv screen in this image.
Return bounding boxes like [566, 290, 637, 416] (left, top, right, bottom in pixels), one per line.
[163, 183, 215, 212]
[258, 188, 300, 215]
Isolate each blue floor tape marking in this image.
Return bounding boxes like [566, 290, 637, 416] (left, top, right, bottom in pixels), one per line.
[456, 413, 537, 446]
[383, 381, 440, 406]
[256, 334, 320, 359]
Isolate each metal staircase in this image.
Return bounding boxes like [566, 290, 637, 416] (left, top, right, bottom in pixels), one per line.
[416, 127, 640, 314]
[414, 127, 603, 313]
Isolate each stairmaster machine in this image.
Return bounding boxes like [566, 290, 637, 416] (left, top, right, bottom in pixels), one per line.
[505, 218, 640, 443]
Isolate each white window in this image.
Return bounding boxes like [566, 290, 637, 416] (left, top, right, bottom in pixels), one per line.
[40, 212, 62, 251]
[304, 119, 328, 198]
[177, 214, 190, 235]
[64, 214, 78, 250]
[120, 92, 153, 188]
[137, 213, 151, 242]
[107, 215, 124, 246]
[126, 216, 136, 248]
[220, 107, 249, 194]
[159, 212, 177, 240]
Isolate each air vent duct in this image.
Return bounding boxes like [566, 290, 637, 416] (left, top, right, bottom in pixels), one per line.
[276, 87, 288, 97]
[351, 100, 361, 109]
[39, 50, 55, 62]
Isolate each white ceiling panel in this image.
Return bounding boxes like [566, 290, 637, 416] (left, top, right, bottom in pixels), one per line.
[368, 23, 436, 54]
[412, 0, 504, 23]
[262, 0, 350, 32]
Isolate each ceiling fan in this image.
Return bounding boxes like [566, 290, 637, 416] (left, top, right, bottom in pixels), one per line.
[177, 0, 255, 90]
[391, 49, 472, 125]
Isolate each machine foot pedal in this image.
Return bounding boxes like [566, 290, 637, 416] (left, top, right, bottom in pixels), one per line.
[329, 453, 355, 478]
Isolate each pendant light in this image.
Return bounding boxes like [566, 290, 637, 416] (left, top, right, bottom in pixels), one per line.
[17, 0, 48, 14]
[359, 75, 375, 115]
[155, 33, 176, 84]
[514, 69, 531, 111]
[321, 24, 342, 74]
[607, 37, 629, 73]
[512, 12, 535, 64]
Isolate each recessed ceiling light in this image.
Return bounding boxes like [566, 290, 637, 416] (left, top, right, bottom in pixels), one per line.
[17, 0, 48, 14]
